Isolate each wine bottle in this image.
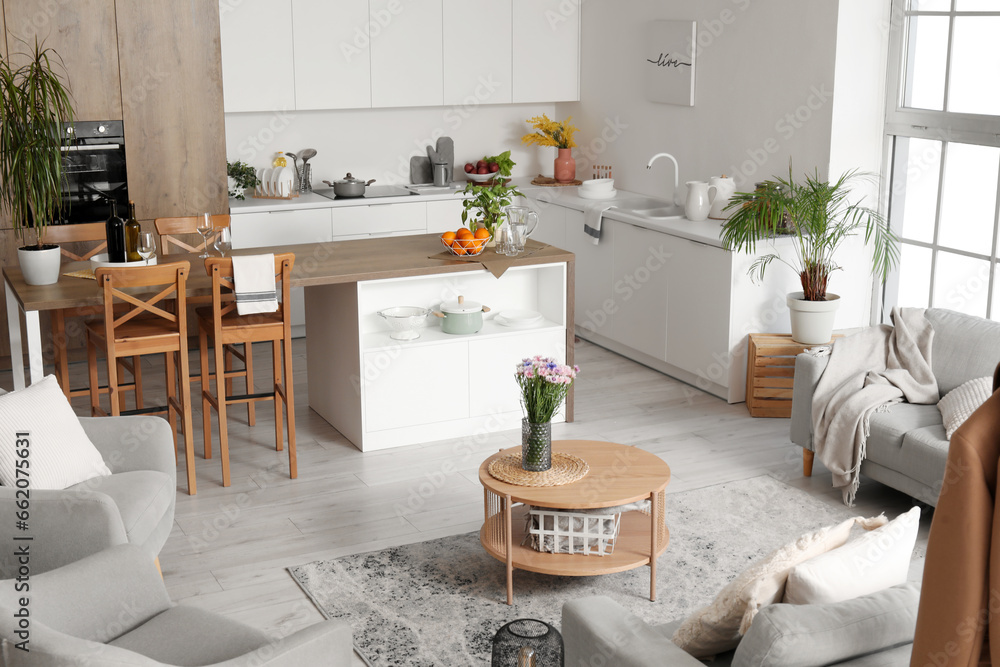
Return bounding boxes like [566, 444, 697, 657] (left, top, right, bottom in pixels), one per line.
[124, 200, 142, 262]
[106, 201, 126, 263]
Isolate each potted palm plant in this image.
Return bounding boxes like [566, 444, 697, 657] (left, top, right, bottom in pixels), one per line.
[720, 166, 898, 344]
[0, 41, 76, 285]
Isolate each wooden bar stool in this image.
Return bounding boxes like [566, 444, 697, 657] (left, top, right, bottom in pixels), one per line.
[86, 261, 197, 495]
[198, 253, 296, 487]
[155, 214, 257, 434]
[42, 222, 142, 408]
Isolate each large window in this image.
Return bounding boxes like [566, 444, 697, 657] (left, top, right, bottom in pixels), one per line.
[882, 0, 1000, 320]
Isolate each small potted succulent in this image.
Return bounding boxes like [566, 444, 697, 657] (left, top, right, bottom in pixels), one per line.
[0, 41, 76, 285]
[720, 165, 899, 344]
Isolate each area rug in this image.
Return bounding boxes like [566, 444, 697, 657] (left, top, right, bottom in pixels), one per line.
[289, 475, 922, 666]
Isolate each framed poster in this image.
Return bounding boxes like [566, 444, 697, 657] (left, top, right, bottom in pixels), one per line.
[644, 20, 696, 106]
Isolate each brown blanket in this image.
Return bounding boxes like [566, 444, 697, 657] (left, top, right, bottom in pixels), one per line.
[810, 307, 938, 505]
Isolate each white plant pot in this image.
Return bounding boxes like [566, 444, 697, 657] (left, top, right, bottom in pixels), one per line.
[17, 245, 62, 286]
[786, 292, 840, 345]
[539, 146, 556, 178]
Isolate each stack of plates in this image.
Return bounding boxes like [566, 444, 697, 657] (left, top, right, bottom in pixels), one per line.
[495, 309, 544, 329]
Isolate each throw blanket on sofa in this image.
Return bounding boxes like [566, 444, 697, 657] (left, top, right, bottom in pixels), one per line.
[811, 307, 938, 506]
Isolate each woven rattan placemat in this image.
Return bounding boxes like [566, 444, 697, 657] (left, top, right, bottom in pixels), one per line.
[488, 452, 589, 487]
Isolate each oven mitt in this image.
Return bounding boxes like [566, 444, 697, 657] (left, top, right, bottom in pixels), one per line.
[436, 136, 455, 179]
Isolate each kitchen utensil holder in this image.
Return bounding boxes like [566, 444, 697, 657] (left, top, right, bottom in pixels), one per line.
[299, 163, 313, 193]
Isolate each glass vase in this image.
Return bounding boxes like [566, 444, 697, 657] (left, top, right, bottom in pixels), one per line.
[521, 419, 552, 472]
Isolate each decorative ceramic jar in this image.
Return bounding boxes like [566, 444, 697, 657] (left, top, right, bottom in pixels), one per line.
[554, 148, 576, 183]
[521, 419, 552, 472]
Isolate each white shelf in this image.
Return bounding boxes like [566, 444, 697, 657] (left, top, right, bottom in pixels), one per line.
[363, 319, 563, 352]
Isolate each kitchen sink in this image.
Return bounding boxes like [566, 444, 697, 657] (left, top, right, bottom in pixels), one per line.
[616, 197, 684, 219]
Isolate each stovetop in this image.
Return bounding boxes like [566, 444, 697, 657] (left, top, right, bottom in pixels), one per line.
[314, 185, 417, 201]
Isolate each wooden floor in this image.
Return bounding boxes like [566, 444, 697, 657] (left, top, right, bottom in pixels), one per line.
[26, 337, 924, 638]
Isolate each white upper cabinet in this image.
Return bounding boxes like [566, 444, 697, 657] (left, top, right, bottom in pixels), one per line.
[512, 0, 580, 103]
[219, 0, 296, 113]
[442, 0, 512, 105]
[292, 0, 371, 110]
[370, 0, 444, 108]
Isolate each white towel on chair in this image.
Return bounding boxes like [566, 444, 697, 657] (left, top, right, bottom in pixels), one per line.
[232, 254, 278, 315]
[583, 202, 616, 245]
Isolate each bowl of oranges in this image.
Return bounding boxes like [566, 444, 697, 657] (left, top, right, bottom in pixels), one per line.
[441, 227, 490, 256]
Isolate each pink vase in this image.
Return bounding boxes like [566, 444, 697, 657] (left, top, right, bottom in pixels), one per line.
[554, 148, 576, 183]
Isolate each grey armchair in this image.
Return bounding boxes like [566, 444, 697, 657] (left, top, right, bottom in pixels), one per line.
[0, 544, 355, 666]
[563, 584, 919, 667]
[0, 415, 176, 578]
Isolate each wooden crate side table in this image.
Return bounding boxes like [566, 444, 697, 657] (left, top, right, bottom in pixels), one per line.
[746, 333, 841, 419]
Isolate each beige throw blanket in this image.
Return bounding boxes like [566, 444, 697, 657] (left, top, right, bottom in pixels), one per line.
[811, 307, 938, 506]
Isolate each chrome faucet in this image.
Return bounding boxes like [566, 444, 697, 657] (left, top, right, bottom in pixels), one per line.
[647, 152, 680, 205]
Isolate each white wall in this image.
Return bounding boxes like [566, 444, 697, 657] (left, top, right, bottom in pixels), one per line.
[223, 103, 555, 187]
[556, 0, 840, 200]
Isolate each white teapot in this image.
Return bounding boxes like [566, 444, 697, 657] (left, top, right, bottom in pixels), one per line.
[708, 175, 736, 220]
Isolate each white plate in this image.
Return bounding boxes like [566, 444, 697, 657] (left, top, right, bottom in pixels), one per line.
[260, 168, 273, 196]
[276, 166, 295, 197]
[578, 188, 618, 200]
[270, 167, 283, 194]
[496, 310, 543, 329]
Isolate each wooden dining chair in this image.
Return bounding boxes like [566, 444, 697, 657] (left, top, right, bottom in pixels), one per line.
[154, 214, 257, 427]
[86, 261, 197, 495]
[198, 253, 296, 487]
[42, 223, 142, 408]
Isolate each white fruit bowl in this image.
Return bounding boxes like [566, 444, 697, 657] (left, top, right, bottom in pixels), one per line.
[466, 171, 503, 183]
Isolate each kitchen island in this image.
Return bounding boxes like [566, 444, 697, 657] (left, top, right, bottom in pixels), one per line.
[3, 233, 574, 452]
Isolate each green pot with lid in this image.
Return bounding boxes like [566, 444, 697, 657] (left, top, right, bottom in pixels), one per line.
[433, 295, 491, 334]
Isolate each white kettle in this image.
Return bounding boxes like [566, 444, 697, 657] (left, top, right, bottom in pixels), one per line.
[708, 175, 736, 220]
[684, 181, 712, 222]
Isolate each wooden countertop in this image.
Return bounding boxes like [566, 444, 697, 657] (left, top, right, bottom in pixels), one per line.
[4, 233, 574, 312]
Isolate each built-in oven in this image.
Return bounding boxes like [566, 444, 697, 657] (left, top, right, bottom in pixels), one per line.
[57, 120, 128, 225]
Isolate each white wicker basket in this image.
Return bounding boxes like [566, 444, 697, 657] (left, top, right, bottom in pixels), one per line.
[523, 508, 622, 556]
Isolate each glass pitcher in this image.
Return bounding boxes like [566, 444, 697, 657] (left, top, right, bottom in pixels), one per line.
[504, 206, 539, 255]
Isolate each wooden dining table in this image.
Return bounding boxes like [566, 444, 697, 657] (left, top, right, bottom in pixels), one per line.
[4, 234, 575, 468]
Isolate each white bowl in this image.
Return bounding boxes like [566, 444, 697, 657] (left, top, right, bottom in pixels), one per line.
[580, 178, 614, 192]
[466, 171, 503, 183]
[90, 253, 158, 269]
[578, 188, 618, 200]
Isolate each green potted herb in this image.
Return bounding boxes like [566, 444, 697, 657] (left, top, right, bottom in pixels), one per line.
[720, 166, 898, 344]
[227, 160, 260, 200]
[0, 40, 76, 285]
[460, 151, 523, 242]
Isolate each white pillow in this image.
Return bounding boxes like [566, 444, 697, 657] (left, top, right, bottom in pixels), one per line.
[671, 514, 888, 658]
[937, 376, 992, 439]
[0, 376, 112, 489]
[783, 506, 919, 605]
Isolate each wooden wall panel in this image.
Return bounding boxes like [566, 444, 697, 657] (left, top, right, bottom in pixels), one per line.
[3, 0, 123, 121]
[116, 0, 228, 221]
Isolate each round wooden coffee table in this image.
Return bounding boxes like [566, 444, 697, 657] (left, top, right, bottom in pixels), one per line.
[478, 440, 671, 605]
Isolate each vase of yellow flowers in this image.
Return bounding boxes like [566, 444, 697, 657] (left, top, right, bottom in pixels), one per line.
[522, 114, 579, 183]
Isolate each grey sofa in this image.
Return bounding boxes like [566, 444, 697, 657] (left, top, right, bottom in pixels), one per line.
[0, 415, 176, 578]
[563, 583, 919, 666]
[0, 544, 355, 666]
[791, 308, 1000, 506]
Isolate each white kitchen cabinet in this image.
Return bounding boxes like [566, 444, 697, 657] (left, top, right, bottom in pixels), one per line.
[468, 330, 565, 417]
[364, 345, 470, 431]
[610, 221, 671, 361]
[664, 237, 731, 381]
[333, 202, 427, 237]
[426, 199, 466, 234]
[511, 0, 580, 103]
[370, 0, 444, 108]
[291, 0, 371, 110]
[442, 0, 512, 105]
[529, 200, 567, 249]
[563, 210, 615, 338]
[218, 0, 296, 113]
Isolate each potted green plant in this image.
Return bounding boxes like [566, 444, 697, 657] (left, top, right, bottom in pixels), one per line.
[227, 160, 260, 200]
[0, 41, 76, 285]
[720, 166, 899, 344]
[460, 151, 523, 241]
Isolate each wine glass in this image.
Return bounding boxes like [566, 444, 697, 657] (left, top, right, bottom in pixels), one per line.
[196, 213, 213, 258]
[137, 232, 156, 265]
[214, 227, 232, 257]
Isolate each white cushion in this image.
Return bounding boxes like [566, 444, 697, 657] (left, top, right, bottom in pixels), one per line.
[783, 507, 919, 605]
[937, 376, 992, 439]
[671, 514, 887, 658]
[0, 376, 111, 490]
